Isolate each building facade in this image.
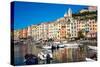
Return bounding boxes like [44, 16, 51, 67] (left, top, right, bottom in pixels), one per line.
[14, 7, 97, 41]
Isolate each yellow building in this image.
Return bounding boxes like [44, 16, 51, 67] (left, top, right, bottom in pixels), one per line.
[19, 29, 23, 39]
[31, 25, 38, 40]
[59, 18, 66, 41]
[13, 30, 20, 40]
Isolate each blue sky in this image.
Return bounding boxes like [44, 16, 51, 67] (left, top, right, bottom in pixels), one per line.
[12, 1, 89, 30]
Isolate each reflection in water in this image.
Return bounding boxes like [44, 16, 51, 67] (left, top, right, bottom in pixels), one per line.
[14, 41, 97, 65]
[53, 47, 86, 63]
[14, 38, 97, 65]
[14, 45, 26, 65]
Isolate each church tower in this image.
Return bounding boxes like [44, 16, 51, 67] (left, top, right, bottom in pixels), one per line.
[64, 12, 67, 18]
[68, 8, 72, 18]
[64, 8, 72, 18]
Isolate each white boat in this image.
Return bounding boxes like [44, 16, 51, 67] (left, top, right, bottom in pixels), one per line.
[54, 42, 60, 44]
[88, 46, 97, 51]
[64, 43, 82, 48]
[58, 44, 65, 48]
[42, 46, 51, 49]
[38, 50, 53, 60]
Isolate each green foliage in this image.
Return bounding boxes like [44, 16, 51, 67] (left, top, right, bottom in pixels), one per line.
[48, 38, 54, 42]
[72, 11, 97, 20]
[78, 30, 85, 39]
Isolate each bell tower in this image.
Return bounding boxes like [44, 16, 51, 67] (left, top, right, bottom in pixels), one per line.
[68, 8, 72, 18]
[64, 12, 67, 18]
[64, 8, 72, 18]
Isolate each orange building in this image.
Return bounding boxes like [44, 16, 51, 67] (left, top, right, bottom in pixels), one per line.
[22, 28, 27, 38]
[60, 25, 66, 40]
[19, 28, 27, 39]
[19, 30, 23, 39]
[60, 28, 66, 40]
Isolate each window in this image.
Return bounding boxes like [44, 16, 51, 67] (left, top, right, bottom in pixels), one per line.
[75, 34, 76, 36]
[72, 34, 73, 36]
[62, 26, 66, 28]
[67, 26, 69, 27]
[90, 28, 92, 30]
[74, 26, 76, 29]
[74, 23, 76, 25]
[68, 29, 70, 31]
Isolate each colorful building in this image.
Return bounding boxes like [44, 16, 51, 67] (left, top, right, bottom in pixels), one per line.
[27, 26, 32, 37]
[87, 19, 97, 38]
[22, 28, 27, 38]
[14, 7, 97, 41]
[31, 25, 38, 40]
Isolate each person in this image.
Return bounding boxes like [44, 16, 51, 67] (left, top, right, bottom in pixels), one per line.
[57, 45, 59, 50]
[51, 45, 56, 53]
[46, 53, 51, 64]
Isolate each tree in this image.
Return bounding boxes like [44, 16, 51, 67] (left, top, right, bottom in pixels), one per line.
[48, 38, 54, 42]
[78, 30, 85, 39]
